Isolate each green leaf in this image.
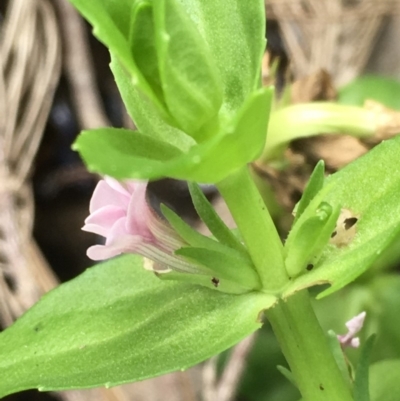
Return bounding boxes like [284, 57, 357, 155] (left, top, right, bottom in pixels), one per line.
[294, 160, 325, 223]
[285, 202, 340, 277]
[354, 335, 376, 401]
[188, 182, 247, 254]
[339, 75, 400, 110]
[327, 330, 352, 387]
[284, 136, 400, 298]
[110, 55, 194, 152]
[0, 255, 274, 397]
[176, 247, 261, 290]
[178, 0, 266, 112]
[72, 127, 184, 179]
[161, 204, 224, 251]
[277, 365, 297, 388]
[129, 1, 164, 104]
[74, 87, 272, 183]
[369, 360, 400, 401]
[153, 0, 222, 138]
[67, 0, 166, 114]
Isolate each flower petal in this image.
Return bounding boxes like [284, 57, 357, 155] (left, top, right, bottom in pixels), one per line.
[83, 205, 126, 237]
[89, 180, 130, 213]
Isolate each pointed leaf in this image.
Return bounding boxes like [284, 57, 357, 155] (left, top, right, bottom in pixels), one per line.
[354, 335, 376, 401]
[294, 160, 325, 223]
[74, 88, 272, 183]
[0, 255, 274, 397]
[284, 136, 400, 298]
[67, 0, 165, 114]
[176, 247, 261, 290]
[188, 182, 247, 254]
[110, 56, 194, 152]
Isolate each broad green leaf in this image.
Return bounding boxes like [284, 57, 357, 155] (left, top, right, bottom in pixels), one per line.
[354, 335, 376, 401]
[339, 75, 400, 110]
[188, 182, 247, 254]
[177, 0, 266, 112]
[72, 127, 183, 179]
[369, 360, 400, 401]
[74, 87, 272, 183]
[110, 56, 194, 152]
[67, 0, 166, 114]
[284, 136, 400, 298]
[0, 255, 274, 397]
[294, 161, 325, 223]
[176, 247, 261, 290]
[153, 0, 222, 138]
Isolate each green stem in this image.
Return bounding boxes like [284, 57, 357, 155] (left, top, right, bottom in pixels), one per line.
[261, 103, 377, 162]
[267, 291, 353, 401]
[218, 166, 353, 400]
[217, 165, 288, 292]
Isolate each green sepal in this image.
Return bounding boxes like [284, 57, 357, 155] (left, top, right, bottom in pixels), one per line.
[354, 334, 376, 401]
[153, 0, 222, 139]
[176, 247, 261, 291]
[284, 136, 400, 298]
[0, 255, 275, 397]
[294, 160, 325, 223]
[161, 204, 224, 252]
[74, 88, 272, 183]
[188, 182, 248, 255]
[285, 202, 341, 278]
[327, 330, 353, 387]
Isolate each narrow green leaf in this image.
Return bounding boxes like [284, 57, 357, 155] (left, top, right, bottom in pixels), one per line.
[110, 55, 194, 152]
[176, 247, 261, 290]
[67, 0, 166, 114]
[0, 255, 274, 397]
[285, 203, 341, 277]
[161, 204, 223, 251]
[129, 1, 164, 104]
[369, 360, 400, 401]
[354, 335, 376, 401]
[327, 330, 352, 387]
[188, 182, 247, 254]
[294, 160, 325, 223]
[153, 0, 222, 138]
[284, 136, 400, 298]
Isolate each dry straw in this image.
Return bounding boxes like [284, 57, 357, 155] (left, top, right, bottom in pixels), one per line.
[267, 0, 399, 85]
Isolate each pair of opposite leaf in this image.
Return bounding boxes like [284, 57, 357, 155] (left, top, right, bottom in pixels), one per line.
[70, 0, 272, 183]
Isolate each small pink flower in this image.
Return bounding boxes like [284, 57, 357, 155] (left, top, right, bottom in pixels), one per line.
[337, 311, 366, 348]
[83, 177, 200, 273]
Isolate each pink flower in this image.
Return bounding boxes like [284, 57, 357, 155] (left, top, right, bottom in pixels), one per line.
[82, 177, 200, 273]
[337, 311, 366, 348]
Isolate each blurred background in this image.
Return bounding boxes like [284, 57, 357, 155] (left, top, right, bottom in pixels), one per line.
[1, 0, 400, 400]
